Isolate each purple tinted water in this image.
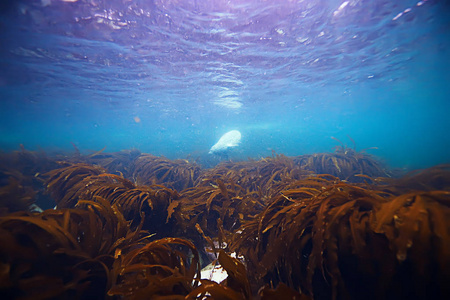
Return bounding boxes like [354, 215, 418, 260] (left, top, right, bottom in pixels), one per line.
[0, 0, 449, 169]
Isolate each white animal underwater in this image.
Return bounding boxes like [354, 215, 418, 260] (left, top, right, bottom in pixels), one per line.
[209, 130, 242, 156]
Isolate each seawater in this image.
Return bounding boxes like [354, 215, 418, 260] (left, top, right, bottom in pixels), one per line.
[0, 0, 449, 170]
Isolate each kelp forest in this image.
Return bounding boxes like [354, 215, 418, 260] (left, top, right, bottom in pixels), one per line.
[0, 143, 449, 300]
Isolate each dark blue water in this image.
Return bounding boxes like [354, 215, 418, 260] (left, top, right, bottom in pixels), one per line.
[0, 0, 449, 169]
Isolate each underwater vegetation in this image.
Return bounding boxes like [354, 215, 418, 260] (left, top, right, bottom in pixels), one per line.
[130, 153, 201, 191]
[293, 137, 391, 182]
[0, 145, 449, 299]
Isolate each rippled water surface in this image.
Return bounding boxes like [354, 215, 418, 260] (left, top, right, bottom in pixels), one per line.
[0, 0, 449, 168]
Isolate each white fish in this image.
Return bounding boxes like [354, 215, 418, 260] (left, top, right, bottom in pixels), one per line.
[209, 130, 241, 155]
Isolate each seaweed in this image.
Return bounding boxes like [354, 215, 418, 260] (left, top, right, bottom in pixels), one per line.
[131, 154, 202, 191]
[108, 237, 201, 299]
[0, 145, 60, 177]
[230, 176, 394, 298]
[86, 149, 142, 178]
[169, 178, 265, 240]
[45, 163, 106, 208]
[293, 138, 390, 182]
[0, 146, 61, 212]
[0, 196, 145, 299]
[259, 283, 311, 300]
[0, 175, 36, 215]
[372, 190, 450, 299]
[1, 148, 450, 299]
[196, 154, 311, 200]
[380, 164, 450, 194]
[45, 163, 179, 235]
[184, 250, 253, 300]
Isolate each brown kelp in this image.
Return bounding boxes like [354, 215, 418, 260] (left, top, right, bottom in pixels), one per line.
[0, 196, 145, 299]
[0, 193, 260, 300]
[168, 178, 265, 240]
[108, 237, 202, 299]
[0, 145, 60, 177]
[110, 242, 273, 300]
[229, 174, 450, 299]
[259, 283, 311, 300]
[45, 163, 179, 235]
[196, 154, 311, 200]
[229, 176, 390, 296]
[45, 163, 106, 208]
[185, 250, 252, 300]
[131, 154, 202, 191]
[0, 171, 36, 215]
[0, 146, 61, 212]
[372, 190, 450, 299]
[1, 147, 450, 299]
[380, 164, 450, 194]
[293, 138, 390, 182]
[86, 149, 142, 178]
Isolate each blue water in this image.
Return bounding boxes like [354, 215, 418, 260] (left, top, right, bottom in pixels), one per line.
[0, 0, 449, 169]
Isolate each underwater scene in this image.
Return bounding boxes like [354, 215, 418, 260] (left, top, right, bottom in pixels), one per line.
[0, 0, 449, 299]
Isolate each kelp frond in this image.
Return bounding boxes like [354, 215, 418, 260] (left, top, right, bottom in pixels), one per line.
[0, 196, 145, 299]
[1, 148, 450, 299]
[131, 154, 201, 191]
